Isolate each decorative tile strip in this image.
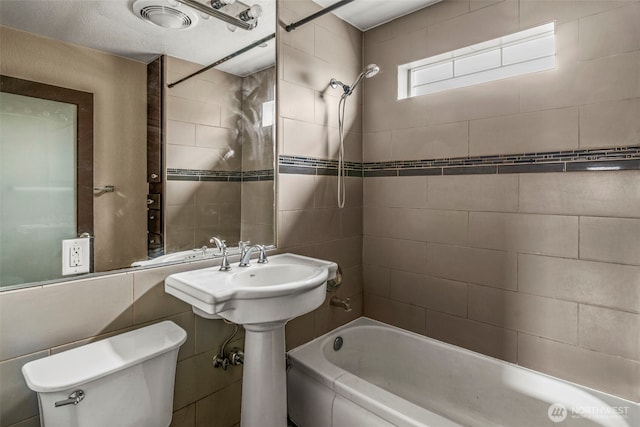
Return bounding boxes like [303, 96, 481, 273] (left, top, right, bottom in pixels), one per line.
[167, 168, 274, 182]
[278, 145, 640, 177]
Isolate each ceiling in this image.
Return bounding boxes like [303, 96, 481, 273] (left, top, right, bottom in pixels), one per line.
[311, 0, 443, 31]
[0, 0, 442, 76]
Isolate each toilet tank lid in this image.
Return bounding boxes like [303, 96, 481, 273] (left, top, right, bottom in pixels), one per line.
[22, 321, 187, 393]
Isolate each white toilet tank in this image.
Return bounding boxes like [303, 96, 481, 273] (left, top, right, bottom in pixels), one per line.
[22, 321, 187, 427]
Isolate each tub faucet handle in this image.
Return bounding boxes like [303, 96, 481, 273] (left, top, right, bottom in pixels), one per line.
[330, 296, 352, 312]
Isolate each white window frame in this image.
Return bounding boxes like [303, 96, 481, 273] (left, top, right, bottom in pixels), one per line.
[398, 22, 556, 99]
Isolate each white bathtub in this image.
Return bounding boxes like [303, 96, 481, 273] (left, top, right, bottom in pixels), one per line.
[287, 317, 639, 427]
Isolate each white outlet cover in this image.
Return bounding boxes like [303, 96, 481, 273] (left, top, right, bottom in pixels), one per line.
[62, 238, 90, 275]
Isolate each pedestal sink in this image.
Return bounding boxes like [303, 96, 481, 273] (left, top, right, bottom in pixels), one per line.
[164, 253, 338, 427]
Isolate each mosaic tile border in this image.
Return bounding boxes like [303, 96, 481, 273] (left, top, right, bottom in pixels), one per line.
[278, 145, 640, 177]
[167, 168, 274, 182]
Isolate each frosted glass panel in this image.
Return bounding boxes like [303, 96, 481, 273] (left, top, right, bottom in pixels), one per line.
[0, 92, 76, 286]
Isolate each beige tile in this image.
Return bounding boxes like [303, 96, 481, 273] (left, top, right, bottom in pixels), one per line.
[278, 210, 316, 247]
[469, 212, 579, 258]
[314, 24, 361, 73]
[167, 96, 221, 127]
[580, 217, 640, 265]
[518, 333, 640, 402]
[286, 311, 316, 351]
[427, 174, 518, 212]
[426, 310, 517, 362]
[313, 175, 338, 209]
[579, 305, 640, 361]
[362, 263, 390, 297]
[167, 120, 196, 146]
[391, 122, 469, 160]
[316, 293, 363, 336]
[579, 3, 640, 61]
[391, 208, 469, 246]
[281, 118, 329, 158]
[0, 351, 47, 426]
[166, 205, 197, 230]
[309, 209, 343, 243]
[364, 294, 426, 335]
[193, 350, 243, 401]
[166, 144, 238, 171]
[194, 315, 242, 355]
[166, 181, 197, 206]
[518, 254, 640, 313]
[315, 91, 362, 135]
[280, 80, 316, 123]
[427, 244, 517, 290]
[170, 404, 195, 427]
[0, 275, 133, 361]
[195, 381, 242, 427]
[519, 171, 640, 218]
[427, 0, 518, 56]
[363, 131, 392, 162]
[364, 89, 429, 132]
[469, 0, 502, 11]
[196, 181, 240, 205]
[363, 236, 427, 275]
[133, 264, 194, 325]
[279, 7, 315, 55]
[363, 206, 393, 238]
[363, 176, 428, 208]
[5, 416, 40, 427]
[469, 108, 579, 156]
[195, 125, 235, 150]
[341, 207, 363, 238]
[277, 174, 315, 211]
[519, 52, 640, 113]
[281, 44, 332, 91]
[580, 98, 640, 149]
[338, 265, 364, 298]
[390, 270, 468, 317]
[315, 236, 363, 269]
[468, 285, 578, 344]
[519, 0, 630, 28]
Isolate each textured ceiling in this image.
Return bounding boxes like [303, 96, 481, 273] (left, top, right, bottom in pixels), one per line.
[0, 0, 442, 76]
[0, 0, 276, 76]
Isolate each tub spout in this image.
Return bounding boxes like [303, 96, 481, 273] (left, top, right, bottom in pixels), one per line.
[330, 296, 352, 312]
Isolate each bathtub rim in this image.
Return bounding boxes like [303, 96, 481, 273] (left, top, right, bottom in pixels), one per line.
[287, 316, 640, 411]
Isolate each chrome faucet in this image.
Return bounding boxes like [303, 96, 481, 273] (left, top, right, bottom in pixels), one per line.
[210, 237, 231, 271]
[330, 296, 352, 312]
[239, 244, 268, 267]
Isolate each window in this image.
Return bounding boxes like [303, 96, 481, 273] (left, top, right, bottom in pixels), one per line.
[398, 22, 555, 99]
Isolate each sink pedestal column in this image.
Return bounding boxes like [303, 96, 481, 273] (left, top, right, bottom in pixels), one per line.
[241, 321, 287, 427]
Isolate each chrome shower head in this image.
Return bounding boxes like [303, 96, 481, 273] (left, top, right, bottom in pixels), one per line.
[330, 64, 380, 97]
[362, 63, 380, 79]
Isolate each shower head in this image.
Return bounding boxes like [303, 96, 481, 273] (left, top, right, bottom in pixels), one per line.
[330, 63, 380, 97]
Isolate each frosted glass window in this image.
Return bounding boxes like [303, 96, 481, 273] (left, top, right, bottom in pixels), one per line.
[398, 22, 556, 99]
[0, 92, 76, 286]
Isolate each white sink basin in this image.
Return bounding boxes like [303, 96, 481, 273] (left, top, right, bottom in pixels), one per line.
[164, 253, 338, 427]
[164, 253, 337, 324]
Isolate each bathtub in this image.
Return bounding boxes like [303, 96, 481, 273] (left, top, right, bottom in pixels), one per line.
[287, 317, 639, 427]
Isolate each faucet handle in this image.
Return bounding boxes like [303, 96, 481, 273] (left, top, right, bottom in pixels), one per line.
[257, 245, 268, 264]
[210, 237, 226, 252]
[238, 240, 250, 255]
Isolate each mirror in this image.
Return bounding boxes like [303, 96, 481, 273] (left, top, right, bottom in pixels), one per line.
[0, 0, 276, 289]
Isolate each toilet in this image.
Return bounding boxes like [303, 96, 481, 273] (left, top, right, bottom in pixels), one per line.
[22, 321, 187, 427]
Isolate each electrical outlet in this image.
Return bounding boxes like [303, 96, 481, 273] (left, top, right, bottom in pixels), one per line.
[62, 237, 90, 275]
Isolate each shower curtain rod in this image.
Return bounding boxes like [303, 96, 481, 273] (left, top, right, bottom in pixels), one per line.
[167, 33, 276, 88]
[285, 0, 355, 32]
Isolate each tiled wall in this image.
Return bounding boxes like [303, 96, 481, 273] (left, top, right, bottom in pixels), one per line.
[0, 26, 148, 272]
[0, 256, 245, 427]
[165, 56, 244, 252]
[241, 66, 276, 245]
[277, 0, 364, 348]
[362, 0, 640, 402]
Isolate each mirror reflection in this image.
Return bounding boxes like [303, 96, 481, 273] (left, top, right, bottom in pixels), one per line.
[0, 0, 276, 289]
